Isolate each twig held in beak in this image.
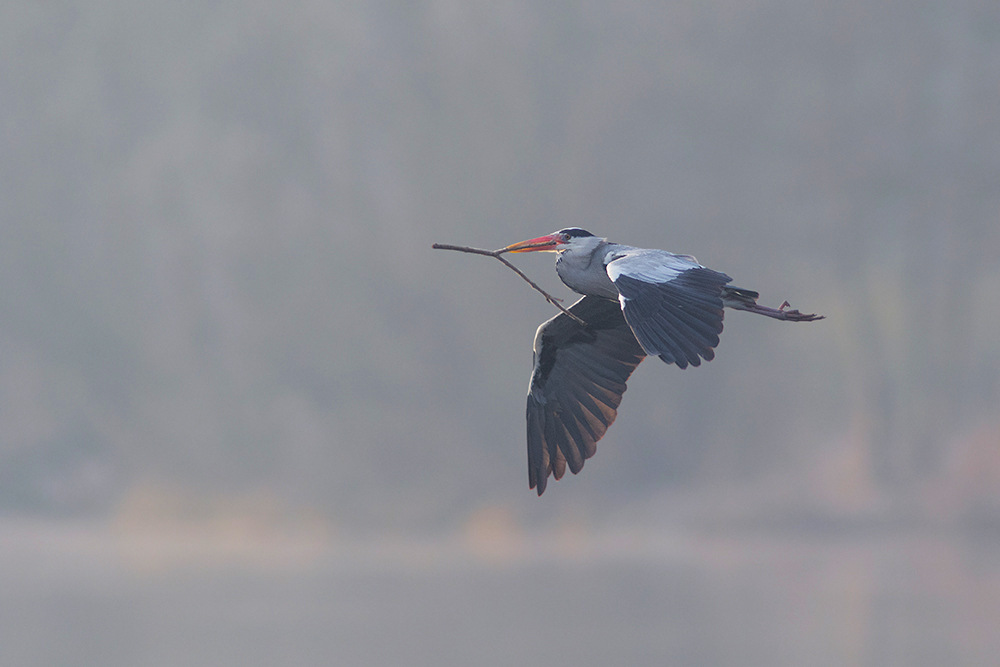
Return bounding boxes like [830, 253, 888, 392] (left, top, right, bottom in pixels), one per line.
[432, 243, 587, 325]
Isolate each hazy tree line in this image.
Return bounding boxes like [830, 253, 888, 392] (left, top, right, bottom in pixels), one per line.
[1, 0, 997, 529]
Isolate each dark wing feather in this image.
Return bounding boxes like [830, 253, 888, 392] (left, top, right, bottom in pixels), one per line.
[526, 296, 646, 495]
[611, 266, 731, 369]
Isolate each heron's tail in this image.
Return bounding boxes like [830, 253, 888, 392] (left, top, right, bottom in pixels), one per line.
[722, 286, 824, 322]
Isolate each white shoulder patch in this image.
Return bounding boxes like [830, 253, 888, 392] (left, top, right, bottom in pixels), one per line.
[606, 249, 700, 285]
[603, 249, 626, 265]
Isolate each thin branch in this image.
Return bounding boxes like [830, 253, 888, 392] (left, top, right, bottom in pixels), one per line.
[429, 243, 499, 257]
[432, 243, 587, 325]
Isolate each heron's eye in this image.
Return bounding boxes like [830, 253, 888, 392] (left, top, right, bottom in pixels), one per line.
[561, 233, 571, 242]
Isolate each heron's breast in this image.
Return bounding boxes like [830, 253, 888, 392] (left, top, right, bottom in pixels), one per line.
[555, 256, 619, 299]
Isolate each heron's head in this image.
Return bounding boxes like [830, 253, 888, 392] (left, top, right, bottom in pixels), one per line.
[502, 228, 602, 254]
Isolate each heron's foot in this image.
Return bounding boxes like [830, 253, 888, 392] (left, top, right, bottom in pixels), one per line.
[779, 307, 824, 322]
[747, 301, 824, 322]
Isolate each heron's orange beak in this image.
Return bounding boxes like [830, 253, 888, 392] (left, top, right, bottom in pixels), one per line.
[501, 234, 564, 253]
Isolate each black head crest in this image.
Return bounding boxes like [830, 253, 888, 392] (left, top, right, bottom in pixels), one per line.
[556, 228, 595, 238]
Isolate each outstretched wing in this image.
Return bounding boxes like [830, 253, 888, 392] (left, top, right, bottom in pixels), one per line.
[527, 296, 646, 495]
[606, 249, 731, 369]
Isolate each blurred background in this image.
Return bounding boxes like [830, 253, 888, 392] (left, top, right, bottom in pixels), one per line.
[2, 1, 999, 665]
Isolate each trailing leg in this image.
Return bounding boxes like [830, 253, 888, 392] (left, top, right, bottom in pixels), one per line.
[722, 286, 824, 322]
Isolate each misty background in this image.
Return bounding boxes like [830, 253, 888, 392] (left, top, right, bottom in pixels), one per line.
[2, 1, 999, 665]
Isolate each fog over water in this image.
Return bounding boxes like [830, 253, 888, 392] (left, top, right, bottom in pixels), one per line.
[4, 519, 1000, 666]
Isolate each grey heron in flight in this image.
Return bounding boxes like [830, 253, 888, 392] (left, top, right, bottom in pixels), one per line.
[501, 228, 823, 495]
